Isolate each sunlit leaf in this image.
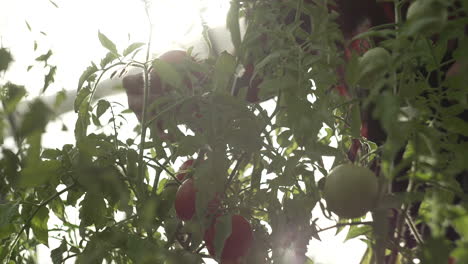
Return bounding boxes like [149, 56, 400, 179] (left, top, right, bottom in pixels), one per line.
[35, 50, 53, 62]
[77, 65, 98, 91]
[226, 1, 241, 52]
[96, 99, 110, 118]
[213, 51, 236, 91]
[51, 239, 67, 264]
[79, 193, 106, 229]
[123, 42, 145, 57]
[31, 207, 49, 246]
[43, 65, 57, 93]
[0, 48, 13, 72]
[100, 52, 118, 69]
[19, 160, 61, 188]
[98, 31, 118, 55]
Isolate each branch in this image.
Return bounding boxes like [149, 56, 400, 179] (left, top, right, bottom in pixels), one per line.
[224, 153, 245, 192]
[317, 221, 373, 233]
[144, 156, 180, 184]
[6, 184, 76, 262]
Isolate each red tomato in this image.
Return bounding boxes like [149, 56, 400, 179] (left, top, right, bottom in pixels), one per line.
[175, 178, 197, 221]
[204, 214, 253, 262]
[174, 178, 221, 221]
[176, 159, 195, 181]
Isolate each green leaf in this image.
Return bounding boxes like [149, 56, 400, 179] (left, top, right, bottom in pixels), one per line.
[226, 1, 241, 52]
[345, 225, 372, 241]
[50, 198, 65, 221]
[453, 215, 468, 237]
[19, 99, 52, 137]
[255, 50, 285, 70]
[359, 247, 373, 264]
[19, 160, 61, 188]
[280, 156, 300, 186]
[31, 207, 49, 246]
[99, 52, 118, 69]
[123, 42, 145, 57]
[77, 239, 105, 264]
[54, 89, 67, 109]
[77, 65, 98, 91]
[96, 99, 110, 118]
[79, 193, 107, 229]
[126, 235, 165, 263]
[213, 51, 236, 91]
[177, 135, 204, 156]
[213, 214, 232, 259]
[166, 249, 203, 264]
[48, 0, 58, 8]
[0, 202, 19, 234]
[277, 130, 293, 147]
[1, 82, 26, 114]
[257, 75, 295, 100]
[444, 116, 468, 137]
[420, 238, 450, 264]
[0, 224, 15, 240]
[51, 239, 67, 264]
[25, 20, 32, 31]
[74, 87, 91, 112]
[35, 50, 53, 62]
[0, 48, 13, 72]
[43, 65, 57, 93]
[98, 31, 118, 55]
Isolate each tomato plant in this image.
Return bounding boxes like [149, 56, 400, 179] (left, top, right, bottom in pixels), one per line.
[1, 0, 467, 264]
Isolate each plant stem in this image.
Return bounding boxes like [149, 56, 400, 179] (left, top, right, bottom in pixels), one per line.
[224, 153, 245, 192]
[317, 221, 373, 233]
[137, 6, 154, 198]
[6, 184, 75, 262]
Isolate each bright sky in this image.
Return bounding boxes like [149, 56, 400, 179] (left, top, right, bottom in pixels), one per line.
[0, 0, 368, 263]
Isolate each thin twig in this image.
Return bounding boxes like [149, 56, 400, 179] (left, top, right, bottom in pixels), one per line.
[6, 184, 75, 262]
[317, 221, 373, 233]
[144, 156, 180, 184]
[224, 154, 246, 192]
[61, 253, 79, 263]
[404, 211, 424, 245]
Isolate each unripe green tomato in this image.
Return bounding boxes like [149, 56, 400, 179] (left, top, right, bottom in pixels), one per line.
[323, 164, 378, 219]
[161, 181, 178, 201]
[406, 0, 447, 34]
[358, 47, 391, 81]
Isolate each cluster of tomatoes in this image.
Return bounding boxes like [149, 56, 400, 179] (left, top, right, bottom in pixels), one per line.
[173, 159, 253, 263]
[123, 50, 257, 262]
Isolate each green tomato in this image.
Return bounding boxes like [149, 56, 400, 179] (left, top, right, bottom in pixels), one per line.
[323, 164, 378, 219]
[406, 0, 447, 34]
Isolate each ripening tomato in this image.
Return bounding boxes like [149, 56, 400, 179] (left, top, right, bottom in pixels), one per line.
[204, 214, 253, 262]
[175, 178, 197, 221]
[176, 159, 195, 181]
[174, 178, 221, 221]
